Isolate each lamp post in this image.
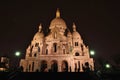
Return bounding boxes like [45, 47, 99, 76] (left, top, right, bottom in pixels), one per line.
[90, 50, 95, 71]
[105, 63, 111, 73]
[14, 51, 21, 68]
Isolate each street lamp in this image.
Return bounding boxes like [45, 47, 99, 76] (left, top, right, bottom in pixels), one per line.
[104, 63, 111, 73]
[90, 50, 95, 71]
[90, 50, 95, 56]
[105, 64, 111, 69]
[14, 51, 21, 68]
[15, 51, 21, 57]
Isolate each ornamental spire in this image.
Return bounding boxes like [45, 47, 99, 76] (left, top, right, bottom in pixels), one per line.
[38, 23, 42, 32]
[56, 8, 60, 18]
[73, 22, 76, 32]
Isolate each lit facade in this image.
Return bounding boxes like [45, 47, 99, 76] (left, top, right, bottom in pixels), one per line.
[0, 57, 9, 71]
[20, 9, 94, 72]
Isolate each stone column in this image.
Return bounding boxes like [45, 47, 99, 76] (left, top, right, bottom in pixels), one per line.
[58, 61, 62, 72]
[47, 61, 51, 72]
[25, 60, 28, 72]
[80, 61, 83, 72]
[68, 61, 70, 72]
[35, 61, 39, 72]
[71, 60, 75, 72]
[76, 61, 79, 72]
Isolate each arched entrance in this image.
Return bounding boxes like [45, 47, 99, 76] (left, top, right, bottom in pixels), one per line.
[40, 60, 47, 72]
[61, 60, 68, 72]
[50, 60, 58, 72]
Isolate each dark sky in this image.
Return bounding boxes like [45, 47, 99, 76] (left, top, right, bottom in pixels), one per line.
[0, 0, 120, 65]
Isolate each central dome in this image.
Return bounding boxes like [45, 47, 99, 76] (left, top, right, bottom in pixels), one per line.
[49, 18, 67, 29]
[49, 9, 67, 29]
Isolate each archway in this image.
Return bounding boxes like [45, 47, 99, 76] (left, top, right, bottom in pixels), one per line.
[50, 60, 58, 72]
[61, 60, 68, 72]
[40, 60, 47, 72]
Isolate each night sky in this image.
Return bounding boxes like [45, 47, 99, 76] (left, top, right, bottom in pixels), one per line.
[0, 0, 120, 67]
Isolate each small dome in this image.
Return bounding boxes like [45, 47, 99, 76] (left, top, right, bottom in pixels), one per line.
[33, 24, 44, 40]
[72, 23, 81, 39]
[72, 31, 81, 39]
[33, 32, 44, 40]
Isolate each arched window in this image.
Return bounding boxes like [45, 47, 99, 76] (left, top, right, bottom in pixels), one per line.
[78, 61, 80, 72]
[81, 44, 83, 51]
[75, 42, 77, 46]
[75, 63, 77, 72]
[35, 43, 39, 47]
[29, 46, 33, 57]
[34, 53, 37, 57]
[32, 62, 34, 71]
[38, 47, 40, 52]
[70, 66, 72, 72]
[75, 52, 80, 56]
[50, 60, 58, 72]
[29, 53, 32, 57]
[61, 61, 68, 72]
[53, 43, 57, 52]
[77, 42, 78, 46]
[29, 64, 31, 72]
[46, 49, 48, 55]
[63, 49, 65, 54]
[75, 42, 79, 46]
[40, 60, 47, 72]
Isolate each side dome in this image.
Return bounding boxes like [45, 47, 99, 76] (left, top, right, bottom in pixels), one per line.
[72, 31, 81, 39]
[72, 23, 81, 39]
[33, 24, 44, 40]
[49, 9, 67, 30]
[33, 32, 44, 40]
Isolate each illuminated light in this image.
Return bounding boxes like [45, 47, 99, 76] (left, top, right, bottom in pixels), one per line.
[15, 51, 21, 57]
[90, 50, 95, 56]
[105, 64, 111, 68]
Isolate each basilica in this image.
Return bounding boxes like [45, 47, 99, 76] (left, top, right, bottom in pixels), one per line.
[20, 9, 94, 72]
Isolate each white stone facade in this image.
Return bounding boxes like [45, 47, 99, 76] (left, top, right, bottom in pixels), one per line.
[20, 9, 94, 72]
